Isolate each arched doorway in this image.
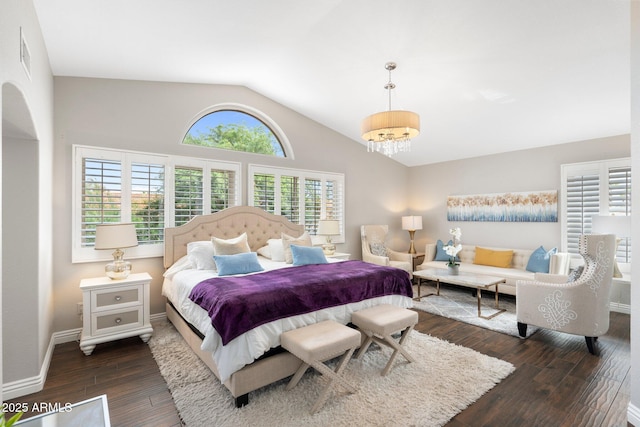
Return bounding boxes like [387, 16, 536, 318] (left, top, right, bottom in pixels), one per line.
[1, 83, 39, 397]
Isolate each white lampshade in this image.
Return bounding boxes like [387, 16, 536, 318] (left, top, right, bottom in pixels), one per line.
[95, 223, 139, 249]
[95, 223, 138, 280]
[361, 110, 420, 142]
[591, 215, 631, 238]
[317, 220, 340, 236]
[402, 215, 423, 231]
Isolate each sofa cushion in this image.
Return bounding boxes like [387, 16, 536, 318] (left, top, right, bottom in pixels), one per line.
[434, 239, 459, 261]
[474, 247, 514, 268]
[526, 246, 557, 273]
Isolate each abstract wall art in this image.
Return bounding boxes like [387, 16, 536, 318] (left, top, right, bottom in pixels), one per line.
[447, 190, 558, 222]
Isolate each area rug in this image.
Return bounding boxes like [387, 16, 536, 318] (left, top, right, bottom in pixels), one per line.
[149, 320, 515, 427]
[411, 284, 538, 338]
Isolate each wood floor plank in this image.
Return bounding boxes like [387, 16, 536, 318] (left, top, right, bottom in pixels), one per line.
[5, 311, 629, 426]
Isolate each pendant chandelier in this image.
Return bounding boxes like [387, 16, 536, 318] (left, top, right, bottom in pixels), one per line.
[361, 62, 420, 157]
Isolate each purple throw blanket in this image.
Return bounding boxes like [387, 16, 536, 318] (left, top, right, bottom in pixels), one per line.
[188, 260, 412, 345]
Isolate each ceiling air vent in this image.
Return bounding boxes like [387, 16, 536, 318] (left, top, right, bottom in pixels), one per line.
[20, 27, 31, 79]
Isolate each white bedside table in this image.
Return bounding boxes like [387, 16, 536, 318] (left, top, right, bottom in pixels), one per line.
[79, 272, 153, 355]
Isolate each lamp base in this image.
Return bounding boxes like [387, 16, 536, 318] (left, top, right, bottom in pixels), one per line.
[407, 230, 417, 254]
[106, 261, 132, 280]
[321, 243, 336, 256]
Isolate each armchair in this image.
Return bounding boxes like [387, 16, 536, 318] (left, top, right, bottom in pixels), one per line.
[516, 234, 616, 355]
[361, 225, 413, 278]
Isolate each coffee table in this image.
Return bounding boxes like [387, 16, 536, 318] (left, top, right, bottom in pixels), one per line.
[413, 268, 506, 320]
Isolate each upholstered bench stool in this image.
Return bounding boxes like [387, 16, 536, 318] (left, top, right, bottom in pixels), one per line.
[281, 320, 361, 414]
[351, 304, 418, 376]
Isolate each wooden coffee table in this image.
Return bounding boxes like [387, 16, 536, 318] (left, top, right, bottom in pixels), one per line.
[413, 268, 506, 320]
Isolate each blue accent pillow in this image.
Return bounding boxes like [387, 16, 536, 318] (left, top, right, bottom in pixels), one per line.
[213, 252, 264, 276]
[526, 246, 557, 273]
[291, 245, 328, 266]
[434, 239, 459, 262]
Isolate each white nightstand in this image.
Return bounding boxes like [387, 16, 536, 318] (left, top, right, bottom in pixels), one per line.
[326, 252, 350, 260]
[79, 272, 153, 355]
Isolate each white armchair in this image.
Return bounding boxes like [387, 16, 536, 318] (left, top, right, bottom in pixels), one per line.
[516, 234, 616, 355]
[361, 225, 413, 278]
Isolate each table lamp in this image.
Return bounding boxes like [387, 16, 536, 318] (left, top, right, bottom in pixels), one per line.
[591, 215, 631, 278]
[402, 215, 422, 254]
[94, 223, 139, 279]
[317, 220, 340, 255]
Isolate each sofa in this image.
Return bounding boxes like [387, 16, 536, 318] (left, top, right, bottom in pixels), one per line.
[417, 242, 571, 296]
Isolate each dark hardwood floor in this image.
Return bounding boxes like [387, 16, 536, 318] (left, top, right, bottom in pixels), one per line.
[6, 309, 631, 427]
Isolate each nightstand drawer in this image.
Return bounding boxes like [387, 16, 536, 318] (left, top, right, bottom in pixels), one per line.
[92, 285, 142, 311]
[92, 307, 143, 336]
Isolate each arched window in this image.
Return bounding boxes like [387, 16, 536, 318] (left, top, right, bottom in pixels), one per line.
[182, 106, 289, 157]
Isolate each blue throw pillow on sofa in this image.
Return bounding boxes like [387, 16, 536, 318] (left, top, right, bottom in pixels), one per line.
[526, 246, 557, 273]
[434, 239, 460, 262]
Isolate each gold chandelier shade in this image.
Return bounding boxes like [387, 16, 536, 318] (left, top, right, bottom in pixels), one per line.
[361, 62, 420, 156]
[361, 110, 420, 143]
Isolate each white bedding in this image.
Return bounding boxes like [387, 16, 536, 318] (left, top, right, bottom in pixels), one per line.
[162, 256, 413, 383]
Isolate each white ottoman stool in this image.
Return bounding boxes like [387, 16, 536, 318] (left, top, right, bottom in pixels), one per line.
[281, 320, 361, 414]
[351, 304, 418, 376]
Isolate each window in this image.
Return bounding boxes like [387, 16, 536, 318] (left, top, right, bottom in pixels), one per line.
[561, 158, 631, 266]
[248, 165, 345, 243]
[73, 146, 240, 262]
[182, 106, 290, 157]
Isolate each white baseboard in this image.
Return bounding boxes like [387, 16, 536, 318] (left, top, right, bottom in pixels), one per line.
[55, 328, 82, 344]
[150, 312, 167, 322]
[610, 302, 631, 315]
[3, 312, 167, 400]
[629, 401, 640, 426]
[2, 331, 56, 400]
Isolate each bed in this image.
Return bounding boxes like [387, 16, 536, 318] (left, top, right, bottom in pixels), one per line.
[162, 206, 413, 407]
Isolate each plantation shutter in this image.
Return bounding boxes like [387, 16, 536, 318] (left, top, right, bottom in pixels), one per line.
[253, 173, 276, 214]
[304, 178, 322, 234]
[324, 178, 344, 233]
[280, 175, 300, 223]
[565, 173, 599, 254]
[248, 165, 345, 242]
[174, 167, 204, 226]
[211, 169, 236, 212]
[81, 158, 122, 247]
[131, 162, 165, 244]
[608, 166, 632, 262]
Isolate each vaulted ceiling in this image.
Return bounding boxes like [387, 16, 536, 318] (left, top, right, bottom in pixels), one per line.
[33, 0, 630, 166]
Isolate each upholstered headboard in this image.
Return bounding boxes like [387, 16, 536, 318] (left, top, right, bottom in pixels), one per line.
[163, 206, 305, 268]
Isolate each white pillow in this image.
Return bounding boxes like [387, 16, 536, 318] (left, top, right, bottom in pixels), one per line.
[212, 232, 251, 255]
[256, 244, 271, 259]
[187, 241, 216, 270]
[163, 255, 193, 279]
[267, 238, 285, 262]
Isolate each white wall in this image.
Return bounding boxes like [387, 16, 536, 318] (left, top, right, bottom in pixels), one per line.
[52, 76, 410, 332]
[407, 135, 630, 251]
[629, 0, 639, 424]
[0, 0, 54, 398]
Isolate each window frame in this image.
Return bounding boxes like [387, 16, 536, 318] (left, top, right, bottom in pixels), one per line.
[73, 145, 241, 263]
[247, 164, 345, 245]
[561, 157, 631, 270]
[181, 103, 295, 159]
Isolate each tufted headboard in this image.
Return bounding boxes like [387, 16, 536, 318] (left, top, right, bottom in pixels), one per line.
[163, 206, 305, 268]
